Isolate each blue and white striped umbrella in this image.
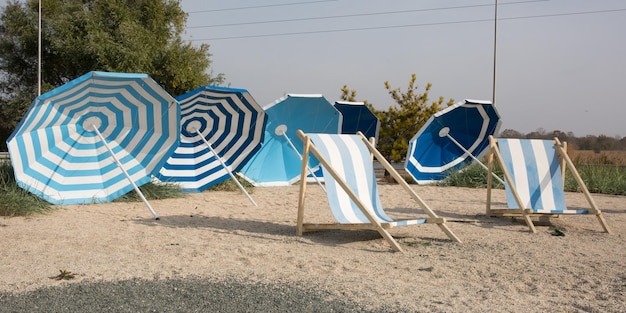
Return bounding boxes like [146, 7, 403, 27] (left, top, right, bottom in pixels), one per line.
[405, 99, 501, 184]
[239, 94, 342, 186]
[334, 101, 380, 142]
[6, 71, 180, 205]
[157, 86, 267, 192]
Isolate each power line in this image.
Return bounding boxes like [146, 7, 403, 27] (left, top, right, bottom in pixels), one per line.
[188, 0, 548, 29]
[187, 0, 337, 14]
[188, 8, 626, 41]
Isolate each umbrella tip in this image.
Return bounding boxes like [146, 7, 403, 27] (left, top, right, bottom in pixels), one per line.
[155, 217, 160, 221]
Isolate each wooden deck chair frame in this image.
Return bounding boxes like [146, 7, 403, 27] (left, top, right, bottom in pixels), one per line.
[296, 130, 461, 252]
[486, 135, 611, 233]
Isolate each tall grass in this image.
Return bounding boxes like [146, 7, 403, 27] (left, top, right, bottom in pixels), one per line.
[437, 162, 504, 189]
[565, 149, 626, 195]
[569, 149, 626, 165]
[564, 164, 626, 196]
[0, 161, 52, 216]
[440, 159, 626, 196]
[0, 161, 186, 216]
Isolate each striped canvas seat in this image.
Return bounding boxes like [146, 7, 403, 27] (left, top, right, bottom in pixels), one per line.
[486, 136, 610, 233]
[297, 131, 461, 252]
[310, 133, 427, 227]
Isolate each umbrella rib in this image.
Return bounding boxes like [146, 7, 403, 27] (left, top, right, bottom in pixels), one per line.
[91, 125, 160, 219]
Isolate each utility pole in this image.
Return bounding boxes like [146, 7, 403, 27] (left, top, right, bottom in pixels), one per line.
[492, 0, 498, 106]
[38, 0, 41, 96]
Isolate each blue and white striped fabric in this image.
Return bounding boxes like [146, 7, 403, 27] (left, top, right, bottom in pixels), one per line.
[309, 133, 427, 226]
[498, 139, 587, 214]
[157, 86, 266, 192]
[6, 71, 180, 204]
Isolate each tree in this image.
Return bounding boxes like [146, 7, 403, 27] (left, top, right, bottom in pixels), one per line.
[497, 129, 626, 151]
[0, 0, 224, 149]
[342, 74, 453, 162]
[525, 127, 548, 139]
[499, 128, 523, 138]
[340, 85, 370, 105]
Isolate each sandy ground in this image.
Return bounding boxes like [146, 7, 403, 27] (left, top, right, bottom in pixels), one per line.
[0, 184, 624, 312]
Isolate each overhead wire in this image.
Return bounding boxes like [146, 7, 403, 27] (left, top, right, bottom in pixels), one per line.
[188, 8, 626, 41]
[188, 0, 549, 29]
[186, 0, 338, 14]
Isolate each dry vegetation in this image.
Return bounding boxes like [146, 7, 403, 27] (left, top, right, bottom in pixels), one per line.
[568, 149, 626, 165]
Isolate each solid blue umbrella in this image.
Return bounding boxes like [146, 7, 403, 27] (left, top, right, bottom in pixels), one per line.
[334, 101, 380, 142]
[303, 100, 379, 184]
[157, 86, 266, 203]
[6, 71, 180, 217]
[405, 99, 502, 184]
[239, 94, 342, 186]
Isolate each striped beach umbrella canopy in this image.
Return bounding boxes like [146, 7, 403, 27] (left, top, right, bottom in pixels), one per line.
[157, 86, 267, 193]
[405, 99, 501, 184]
[334, 101, 380, 142]
[239, 94, 342, 186]
[6, 71, 180, 205]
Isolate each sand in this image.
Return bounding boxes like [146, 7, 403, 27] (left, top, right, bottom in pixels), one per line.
[0, 184, 624, 312]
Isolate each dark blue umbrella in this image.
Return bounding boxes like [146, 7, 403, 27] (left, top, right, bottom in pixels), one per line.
[334, 101, 380, 142]
[404, 99, 502, 184]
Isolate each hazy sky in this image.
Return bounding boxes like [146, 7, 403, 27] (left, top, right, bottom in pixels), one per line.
[1, 0, 626, 137]
[184, 1, 624, 137]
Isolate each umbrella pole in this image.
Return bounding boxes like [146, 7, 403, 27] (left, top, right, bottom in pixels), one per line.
[91, 126, 160, 220]
[446, 134, 505, 185]
[194, 130, 258, 207]
[280, 132, 326, 192]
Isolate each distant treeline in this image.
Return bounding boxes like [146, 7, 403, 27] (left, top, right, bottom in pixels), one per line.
[499, 129, 626, 152]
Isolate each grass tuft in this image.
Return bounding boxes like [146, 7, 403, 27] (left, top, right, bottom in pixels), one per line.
[0, 161, 52, 216]
[206, 175, 255, 194]
[114, 181, 185, 202]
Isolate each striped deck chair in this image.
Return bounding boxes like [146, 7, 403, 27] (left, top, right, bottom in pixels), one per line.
[486, 136, 611, 233]
[296, 131, 461, 252]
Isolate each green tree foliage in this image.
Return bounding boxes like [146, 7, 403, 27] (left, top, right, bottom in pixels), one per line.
[341, 74, 453, 162]
[340, 85, 369, 105]
[0, 0, 225, 149]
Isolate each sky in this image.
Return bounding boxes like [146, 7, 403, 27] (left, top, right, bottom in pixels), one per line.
[160, 1, 621, 137]
[1, 0, 623, 137]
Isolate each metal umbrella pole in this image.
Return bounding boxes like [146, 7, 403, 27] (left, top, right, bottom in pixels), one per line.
[444, 131, 505, 185]
[193, 128, 258, 207]
[278, 128, 326, 192]
[91, 125, 160, 220]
